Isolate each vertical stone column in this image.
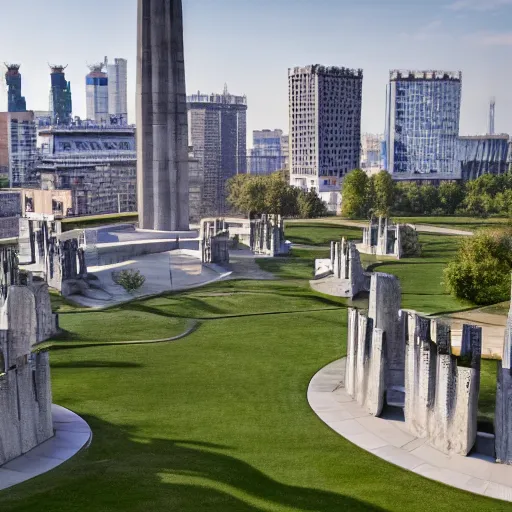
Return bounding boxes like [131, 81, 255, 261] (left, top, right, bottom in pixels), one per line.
[137, 0, 189, 231]
[496, 298, 512, 464]
[368, 272, 404, 404]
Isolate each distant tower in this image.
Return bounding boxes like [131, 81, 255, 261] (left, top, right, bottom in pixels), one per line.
[86, 63, 108, 123]
[489, 97, 496, 135]
[5, 64, 26, 112]
[49, 65, 72, 125]
[107, 58, 128, 124]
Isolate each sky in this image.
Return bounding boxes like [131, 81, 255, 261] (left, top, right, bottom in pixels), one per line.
[0, 0, 511, 146]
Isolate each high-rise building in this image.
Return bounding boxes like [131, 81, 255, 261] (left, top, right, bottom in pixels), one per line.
[385, 70, 462, 178]
[86, 63, 109, 124]
[0, 111, 37, 186]
[187, 86, 247, 216]
[5, 64, 26, 112]
[288, 65, 363, 212]
[361, 133, 383, 175]
[49, 65, 72, 125]
[106, 57, 128, 125]
[249, 129, 286, 175]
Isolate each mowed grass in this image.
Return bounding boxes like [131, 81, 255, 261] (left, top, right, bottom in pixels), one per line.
[285, 221, 363, 246]
[51, 309, 190, 344]
[393, 216, 509, 233]
[2, 286, 508, 511]
[369, 234, 470, 314]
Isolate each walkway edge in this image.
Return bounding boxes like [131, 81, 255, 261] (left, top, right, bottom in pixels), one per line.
[307, 358, 512, 503]
[0, 404, 92, 491]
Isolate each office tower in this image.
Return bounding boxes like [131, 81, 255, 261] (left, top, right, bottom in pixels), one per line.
[288, 65, 363, 212]
[361, 133, 383, 175]
[107, 57, 128, 124]
[187, 86, 247, 216]
[5, 64, 26, 112]
[86, 63, 109, 123]
[137, 0, 190, 231]
[249, 129, 285, 175]
[385, 70, 462, 177]
[49, 65, 72, 125]
[0, 111, 37, 186]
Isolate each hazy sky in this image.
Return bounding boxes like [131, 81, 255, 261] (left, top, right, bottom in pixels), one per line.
[0, 0, 511, 145]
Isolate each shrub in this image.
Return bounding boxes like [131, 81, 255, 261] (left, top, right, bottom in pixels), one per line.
[112, 269, 146, 293]
[444, 230, 512, 305]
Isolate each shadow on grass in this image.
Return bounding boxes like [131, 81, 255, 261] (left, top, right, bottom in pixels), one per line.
[1, 415, 386, 512]
[50, 361, 143, 369]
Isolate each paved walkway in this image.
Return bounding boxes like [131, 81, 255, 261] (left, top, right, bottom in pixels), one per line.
[0, 405, 92, 491]
[287, 218, 474, 237]
[308, 358, 512, 503]
[70, 250, 232, 308]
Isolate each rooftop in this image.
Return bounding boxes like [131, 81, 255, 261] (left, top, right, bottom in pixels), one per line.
[289, 65, 363, 78]
[390, 70, 462, 81]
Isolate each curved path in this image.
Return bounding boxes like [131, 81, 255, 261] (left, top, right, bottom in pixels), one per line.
[308, 358, 512, 503]
[287, 218, 474, 237]
[0, 405, 92, 491]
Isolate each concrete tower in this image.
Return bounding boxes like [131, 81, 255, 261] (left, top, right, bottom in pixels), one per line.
[136, 0, 189, 231]
[86, 63, 108, 123]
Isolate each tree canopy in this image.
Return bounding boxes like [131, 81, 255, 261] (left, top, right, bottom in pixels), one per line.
[444, 230, 512, 305]
[226, 172, 327, 219]
[340, 170, 512, 218]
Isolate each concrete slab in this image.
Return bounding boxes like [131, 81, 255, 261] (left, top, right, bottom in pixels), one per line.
[0, 404, 92, 491]
[69, 249, 231, 308]
[307, 358, 512, 503]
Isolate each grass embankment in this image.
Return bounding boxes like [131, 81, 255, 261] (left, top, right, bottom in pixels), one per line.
[61, 212, 138, 231]
[3, 279, 507, 511]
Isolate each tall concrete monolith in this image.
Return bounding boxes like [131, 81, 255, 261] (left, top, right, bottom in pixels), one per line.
[496, 292, 512, 464]
[137, 0, 189, 231]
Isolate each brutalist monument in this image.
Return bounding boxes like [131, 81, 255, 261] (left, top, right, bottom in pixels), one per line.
[137, 0, 190, 231]
[0, 246, 57, 465]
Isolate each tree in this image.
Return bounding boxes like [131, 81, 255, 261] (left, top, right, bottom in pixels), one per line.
[341, 169, 370, 218]
[371, 171, 395, 217]
[419, 185, 439, 215]
[438, 182, 464, 215]
[297, 189, 328, 218]
[444, 230, 512, 305]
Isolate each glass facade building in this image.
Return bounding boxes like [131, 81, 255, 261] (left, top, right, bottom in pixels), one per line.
[249, 129, 285, 175]
[385, 70, 462, 177]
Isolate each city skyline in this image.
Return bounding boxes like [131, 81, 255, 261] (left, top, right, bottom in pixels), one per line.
[0, 0, 511, 144]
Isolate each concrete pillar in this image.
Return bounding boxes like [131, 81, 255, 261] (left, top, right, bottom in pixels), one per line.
[496, 295, 512, 463]
[368, 272, 404, 405]
[137, 0, 189, 231]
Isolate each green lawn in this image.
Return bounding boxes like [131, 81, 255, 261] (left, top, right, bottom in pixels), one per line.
[285, 222, 363, 246]
[393, 216, 509, 232]
[62, 212, 138, 232]
[2, 281, 507, 511]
